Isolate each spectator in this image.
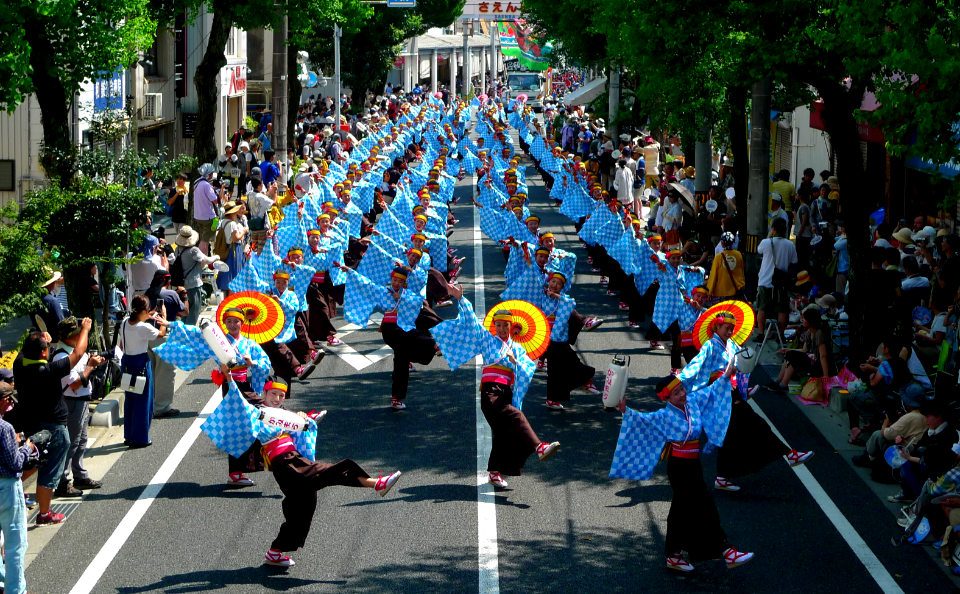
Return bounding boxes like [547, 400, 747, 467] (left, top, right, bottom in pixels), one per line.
[707, 232, 745, 302]
[51, 317, 106, 497]
[193, 163, 223, 255]
[914, 291, 950, 364]
[834, 221, 849, 293]
[218, 144, 239, 197]
[237, 142, 255, 195]
[13, 319, 93, 524]
[246, 178, 276, 251]
[35, 268, 65, 342]
[258, 122, 273, 153]
[756, 217, 797, 341]
[794, 189, 813, 267]
[145, 270, 187, 419]
[0, 382, 37, 594]
[174, 226, 220, 326]
[891, 399, 955, 502]
[767, 308, 831, 391]
[216, 202, 248, 298]
[901, 256, 930, 291]
[119, 295, 169, 449]
[130, 234, 161, 294]
[141, 167, 156, 194]
[849, 336, 917, 446]
[166, 174, 189, 236]
[934, 234, 960, 305]
[767, 193, 788, 234]
[851, 383, 925, 470]
[260, 150, 281, 186]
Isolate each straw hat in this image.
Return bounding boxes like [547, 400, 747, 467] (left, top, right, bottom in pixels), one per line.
[224, 201, 242, 216]
[177, 225, 199, 247]
[893, 228, 914, 245]
[795, 270, 811, 286]
[40, 267, 62, 288]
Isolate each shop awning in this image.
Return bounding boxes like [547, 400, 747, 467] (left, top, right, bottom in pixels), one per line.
[562, 77, 606, 108]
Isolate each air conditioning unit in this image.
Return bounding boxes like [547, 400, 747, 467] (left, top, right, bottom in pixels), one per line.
[143, 93, 162, 120]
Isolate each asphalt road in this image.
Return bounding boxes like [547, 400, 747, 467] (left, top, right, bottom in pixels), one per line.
[25, 144, 958, 594]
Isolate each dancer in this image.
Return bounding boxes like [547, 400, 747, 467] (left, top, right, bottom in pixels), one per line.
[610, 366, 754, 572]
[432, 285, 560, 488]
[679, 310, 813, 492]
[215, 367, 400, 568]
[337, 264, 437, 410]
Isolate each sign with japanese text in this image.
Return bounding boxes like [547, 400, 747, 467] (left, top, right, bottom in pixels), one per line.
[461, 0, 523, 20]
[227, 65, 247, 96]
[93, 69, 124, 112]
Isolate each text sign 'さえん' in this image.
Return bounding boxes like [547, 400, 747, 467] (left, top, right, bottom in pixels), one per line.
[461, 0, 523, 20]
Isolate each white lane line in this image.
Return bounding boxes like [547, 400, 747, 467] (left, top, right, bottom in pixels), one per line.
[68, 387, 222, 594]
[472, 174, 500, 594]
[748, 400, 905, 594]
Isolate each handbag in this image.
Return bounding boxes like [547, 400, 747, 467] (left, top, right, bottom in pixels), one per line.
[800, 377, 826, 402]
[249, 216, 265, 231]
[770, 237, 792, 290]
[825, 253, 838, 278]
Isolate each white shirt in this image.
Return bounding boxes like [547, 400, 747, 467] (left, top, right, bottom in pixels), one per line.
[54, 344, 89, 398]
[247, 191, 274, 219]
[906, 350, 933, 390]
[902, 275, 930, 291]
[642, 144, 660, 175]
[757, 236, 797, 289]
[130, 254, 161, 291]
[119, 320, 160, 356]
[767, 208, 788, 234]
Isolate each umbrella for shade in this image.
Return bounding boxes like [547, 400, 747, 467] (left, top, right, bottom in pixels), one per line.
[692, 300, 755, 349]
[315, 117, 335, 125]
[483, 299, 551, 360]
[216, 291, 285, 344]
[669, 182, 696, 216]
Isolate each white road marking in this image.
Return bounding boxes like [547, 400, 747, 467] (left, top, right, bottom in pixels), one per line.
[748, 400, 905, 594]
[68, 386, 222, 594]
[472, 174, 500, 594]
[325, 314, 393, 371]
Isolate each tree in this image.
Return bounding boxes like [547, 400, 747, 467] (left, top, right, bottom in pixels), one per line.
[0, 0, 155, 187]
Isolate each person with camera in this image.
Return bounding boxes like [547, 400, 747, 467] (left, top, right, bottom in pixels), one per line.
[193, 163, 226, 256]
[119, 296, 169, 449]
[145, 270, 188, 419]
[0, 382, 39, 594]
[11, 318, 94, 525]
[51, 318, 106, 498]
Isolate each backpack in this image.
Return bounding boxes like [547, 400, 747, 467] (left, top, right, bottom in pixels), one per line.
[170, 247, 199, 287]
[213, 224, 230, 261]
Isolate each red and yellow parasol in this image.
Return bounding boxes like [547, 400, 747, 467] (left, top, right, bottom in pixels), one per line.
[692, 300, 755, 350]
[217, 291, 285, 344]
[483, 299, 551, 360]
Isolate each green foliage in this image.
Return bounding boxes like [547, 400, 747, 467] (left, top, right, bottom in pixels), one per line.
[0, 203, 47, 327]
[0, 0, 155, 112]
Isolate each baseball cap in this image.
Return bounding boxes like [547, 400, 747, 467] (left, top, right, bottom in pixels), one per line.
[57, 316, 83, 340]
[0, 382, 17, 403]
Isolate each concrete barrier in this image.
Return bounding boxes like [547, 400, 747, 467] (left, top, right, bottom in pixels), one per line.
[91, 398, 121, 427]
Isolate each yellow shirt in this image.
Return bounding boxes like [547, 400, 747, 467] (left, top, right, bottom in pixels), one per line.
[707, 250, 745, 297]
[770, 180, 796, 212]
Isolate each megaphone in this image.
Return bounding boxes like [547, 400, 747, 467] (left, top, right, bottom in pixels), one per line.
[197, 317, 239, 368]
[602, 353, 630, 409]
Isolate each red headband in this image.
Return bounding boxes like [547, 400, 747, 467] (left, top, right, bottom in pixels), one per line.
[657, 377, 682, 401]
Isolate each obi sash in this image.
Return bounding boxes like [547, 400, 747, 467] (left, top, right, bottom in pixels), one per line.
[679, 331, 693, 348]
[382, 308, 398, 324]
[261, 434, 297, 470]
[311, 271, 327, 284]
[481, 364, 515, 386]
[229, 364, 248, 383]
[667, 439, 700, 459]
[547, 314, 556, 329]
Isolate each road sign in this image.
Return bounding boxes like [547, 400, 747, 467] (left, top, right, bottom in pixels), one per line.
[387, 0, 416, 6]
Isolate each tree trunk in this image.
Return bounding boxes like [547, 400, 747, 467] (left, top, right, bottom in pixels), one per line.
[24, 26, 75, 188]
[288, 41, 301, 154]
[727, 85, 750, 239]
[191, 3, 232, 201]
[819, 79, 871, 362]
[64, 262, 93, 320]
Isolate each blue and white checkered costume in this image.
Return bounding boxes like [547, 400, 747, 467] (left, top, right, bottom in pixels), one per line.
[500, 271, 576, 343]
[342, 268, 422, 332]
[635, 239, 666, 295]
[608, 232, 643, 276]
[678, 334, 737, 393]
[431, 297, 536, 409]
[558, 183, 595, 220]
[609, 377, 733, 481]
[651, 262, 685, 334]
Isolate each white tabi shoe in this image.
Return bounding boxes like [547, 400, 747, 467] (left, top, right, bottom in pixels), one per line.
[666, 553, 694, 572]
[714, 477, 740, 492]
[787, 449, 814, 467]
[226, 472, 255, 487]
[723, 547, 754, 568]
[488, 471, 508, 488]
[264, 549, 295, 567]
[536, 441, 560, 461]
[375, 470, 402, 497]
[545, 399, 565, 410]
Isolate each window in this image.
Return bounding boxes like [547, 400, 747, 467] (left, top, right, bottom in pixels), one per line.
[0, 161, 14, 192]
[247, 28, 264, 80]
[142, 37, 160, 77]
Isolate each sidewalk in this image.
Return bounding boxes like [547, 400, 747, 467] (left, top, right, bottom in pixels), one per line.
[749, 334, 960, 587]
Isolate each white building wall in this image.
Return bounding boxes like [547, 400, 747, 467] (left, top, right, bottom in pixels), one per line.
[791, 104, 831, 179]
[0, 96, 45, 208]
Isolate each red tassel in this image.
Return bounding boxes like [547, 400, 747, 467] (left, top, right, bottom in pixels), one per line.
[211, 369, 225, 387]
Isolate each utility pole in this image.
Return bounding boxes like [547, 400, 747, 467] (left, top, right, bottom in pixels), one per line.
[462, 20, 471, 97]
[334, 24, 341, 128]
[607, 64, 620, 144]
[271, 11, 288, 155]
[745, 77, 772, 277]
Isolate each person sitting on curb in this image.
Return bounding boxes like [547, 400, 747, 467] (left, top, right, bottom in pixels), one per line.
[851, 383, 926, 473]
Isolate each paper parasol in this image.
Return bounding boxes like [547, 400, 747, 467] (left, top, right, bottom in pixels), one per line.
[692, 300, 755, 350]
[483, 299, 551, 360]
[216, 291, 285, 344]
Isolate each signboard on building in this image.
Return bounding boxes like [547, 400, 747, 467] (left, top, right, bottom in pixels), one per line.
[182, 113, 198, 139]
[93, 69, 124, 112]
[387, 0, 416, 6]
[227, 65, 247, 96]
[461, 0, 523, 20]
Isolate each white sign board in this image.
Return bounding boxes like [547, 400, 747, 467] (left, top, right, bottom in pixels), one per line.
[461, 0, 523, 20]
